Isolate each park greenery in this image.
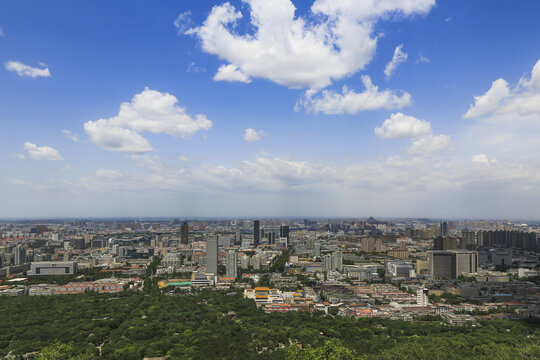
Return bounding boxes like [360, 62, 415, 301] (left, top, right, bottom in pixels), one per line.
[0, 288, 539, 359]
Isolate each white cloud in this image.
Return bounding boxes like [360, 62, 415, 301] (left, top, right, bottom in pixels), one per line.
[9, 152, 540, 218]
[0, 27, 4, 37]
[96, 169, 122, 180]
[384, 44, 408, 79]
[244, 128, 265, 142]
[416, 54, 430, 64]
[464, 78, 510, 119]
[174, 11, 193, 33]
[375, 112, 453, 156]
[187, 62, 206, 73]
[5, 61, 50, 78]
[84, 88, 212, 153]
[375, 112, 431, 139]
[178, 155, 189, 162]
[23, 142, 63, 161]
[187, 0, 435, 90]
[464, 59, 540, 119]
[299, 75, 411, 114]
[84, 120, 153, 153]
[472, 154, 496, 164]
[12, 153, 26, 160]
[62, 129, 79, 142]
[407, 134, 454, 155]
[214, 64, 251, 83]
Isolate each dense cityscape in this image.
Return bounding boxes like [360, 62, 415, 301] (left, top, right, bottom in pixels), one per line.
[0, 217, 539, 358]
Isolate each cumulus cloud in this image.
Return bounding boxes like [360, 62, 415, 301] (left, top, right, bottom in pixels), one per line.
[244, 128, 265, 142]
[384, 44, 408, 79]
[472, 154, 496, 164]
[464, 79, 510, 119]
[23, 142, 63, 161]
[5, 61, 50, 78]
[407, 134, 453, 155]
[299, 75, 411, 114]
[186, 0, 435, 90]
[214, 64, 251, 83]
[12, 153, 26, 160]
[375, 112, 431, 139]
[464, 59, 540, 119]
[376, 113, 453, 156]
[62, 129, 79, 142]
[84, 88, 212, 153]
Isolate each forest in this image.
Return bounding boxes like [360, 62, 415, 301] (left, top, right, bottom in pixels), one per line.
[0, 290, 538, 359]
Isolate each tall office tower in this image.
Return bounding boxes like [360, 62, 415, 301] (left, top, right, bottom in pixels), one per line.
[206, 236, 218, 275]
[226, 250, 238, 278]
[181, 222, 189, 244]
[253, 220, 260, 246]
[314, 242, 321, 257]
[428, 250, 478, 279]
[279, 225, 290, 240]
[439, 221, 448, 237]
[235, 228, 241, 245]
[267, 230, 277, 244]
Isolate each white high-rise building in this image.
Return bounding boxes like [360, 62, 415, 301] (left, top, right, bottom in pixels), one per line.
[417, 288, 429, 306]
[226, 250, 238, 278]
[251, 254, 262, 270]
[240, 255, 251, 269]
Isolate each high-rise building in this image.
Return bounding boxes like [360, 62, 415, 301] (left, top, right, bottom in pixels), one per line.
[218, 236, 231, 247]
[439, 221, 448, 237]
[235, 228, 241, 245]
[206, 236, 218, 275]
[361, 237, 375, 252]
[240, 254, 250, 269]
[181, 222, 189, 244]
[324, 251, 343, 272]
[314, 242, 321, 257]
[226, 250, 238, 278]
[253, 220, 260, 246]
[417, 288, 429, 306]
[332, 251, 343, 272]
[428, 250, 478, 279]
[434, 236, 458, 250]
[462, 230, 476, 249]
[251, 254, 262, 270]
[279, 225, 289, 240]
[12, 245, 26, 266]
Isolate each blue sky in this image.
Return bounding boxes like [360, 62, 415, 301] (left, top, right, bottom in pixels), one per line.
[1, 0, 540, 219]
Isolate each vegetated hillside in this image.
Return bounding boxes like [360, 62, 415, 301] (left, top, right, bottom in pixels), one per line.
[0, 291, 538, 359]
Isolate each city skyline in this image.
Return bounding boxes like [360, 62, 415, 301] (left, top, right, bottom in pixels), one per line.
[2, 0, 540, 218]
